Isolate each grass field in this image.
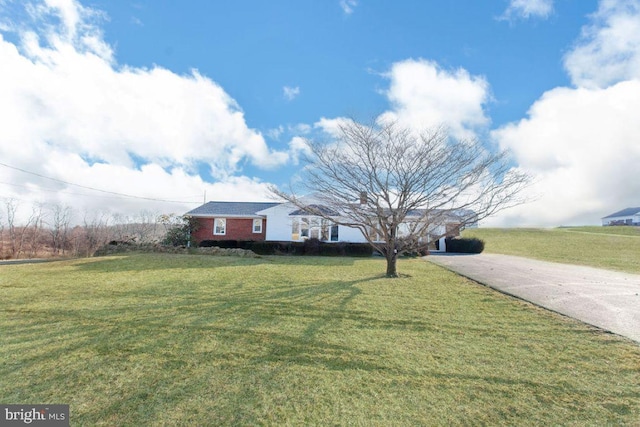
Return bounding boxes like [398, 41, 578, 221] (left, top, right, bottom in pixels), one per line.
[463, 226, 640, 274]
[1, 253, 639, 426]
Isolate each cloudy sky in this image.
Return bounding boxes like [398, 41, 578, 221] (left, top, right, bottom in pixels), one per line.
[0, 0, 639, 226]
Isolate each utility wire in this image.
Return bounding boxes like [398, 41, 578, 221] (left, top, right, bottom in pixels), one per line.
[0, 161, 202, 204]
[0, 181, 201, 203]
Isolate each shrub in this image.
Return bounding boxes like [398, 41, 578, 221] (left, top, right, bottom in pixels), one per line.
[199, 240, 238, 248]
[345, 243, 374, 257]
[247, 240, 373, 257]
[161, 215, 199, 247]
[249, 241, 285, 255]
[444, 237, 485, 254]
[319, 243, 344, 257]
[303, 238, 321, 255]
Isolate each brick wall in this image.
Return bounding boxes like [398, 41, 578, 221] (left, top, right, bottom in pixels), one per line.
[192, 218, 267, 243]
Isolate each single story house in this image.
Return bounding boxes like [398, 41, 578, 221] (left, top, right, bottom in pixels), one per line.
[185, 200, 472, 247]
[602, 207, 640, 226]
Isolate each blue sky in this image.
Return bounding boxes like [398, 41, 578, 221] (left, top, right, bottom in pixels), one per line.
[1, 0, 639, 226]
[95, 1, 589, 131]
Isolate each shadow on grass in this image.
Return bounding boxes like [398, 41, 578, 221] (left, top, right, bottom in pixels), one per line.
[2, 273, 404, 424]
[5, 254, 639, 425]
[1, 274, 389, 380]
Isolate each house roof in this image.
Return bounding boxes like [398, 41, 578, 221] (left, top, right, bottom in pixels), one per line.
[185, 201, 281, 218]
[289, 204, 340, 216]
[603, 207, 640, 219]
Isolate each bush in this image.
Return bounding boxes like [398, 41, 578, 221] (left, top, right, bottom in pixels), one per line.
[161, 215, 199, 247]
[198, 240, 258, 250]
[247, 240, 373, 257]
[319, 243, 345, 257]
[303, 238, 321, 256]
[198, 240, 216, 248]
[345, 243, 375, 257]
[444, 237, 485, 254]
[249, 241, 286, 255]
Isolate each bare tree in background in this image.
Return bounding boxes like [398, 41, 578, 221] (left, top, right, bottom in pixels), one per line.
[82, 212, 111, 257]
[26, 203, 45, 258]
[132, 210, 162, 243]
[49, 204, 72, 255]
[5, 199, 32, 259]
[272, 120, 530, 277]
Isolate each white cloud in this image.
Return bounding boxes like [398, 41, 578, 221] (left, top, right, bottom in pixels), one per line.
[0, 0, 289, 218]
[564, 0, 640, 88]
[492, 81, 640, 226]
[288, 136, 312, 165]
[283, 85, 300, 101]
[501, 0, 554, 21]
[314, 116, 356, 138]
[379, 59, 490, 140]
[491, 0, 640, 226]
[339, 0, 357, 15]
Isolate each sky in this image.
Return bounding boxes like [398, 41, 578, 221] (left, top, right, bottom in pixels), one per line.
[1, 0, 639, 227]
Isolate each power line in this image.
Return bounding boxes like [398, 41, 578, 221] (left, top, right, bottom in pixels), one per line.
[0, 161, 203, 204]
[0, 181, 201, 204]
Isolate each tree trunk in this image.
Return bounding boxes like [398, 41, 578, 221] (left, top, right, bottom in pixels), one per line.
[385, 251, 398, 277]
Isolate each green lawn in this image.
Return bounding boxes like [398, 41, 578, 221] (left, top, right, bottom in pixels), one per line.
[1, 253, 639, 426]
[463, 226, 640, 274]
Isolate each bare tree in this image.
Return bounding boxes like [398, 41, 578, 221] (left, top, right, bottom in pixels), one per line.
[82, 212, 112, 257]
[272, 120, 529, 277]
[26, 203, 46, 258]
[5, 199, 32, 259]
[49, 204, 73, 255]
[131, 210, 162, 243]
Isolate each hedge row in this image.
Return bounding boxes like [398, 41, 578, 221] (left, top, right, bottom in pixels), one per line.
[94, 242, 259, 258]
[199, 239, 373, 257]
[437, 237, 485, 254]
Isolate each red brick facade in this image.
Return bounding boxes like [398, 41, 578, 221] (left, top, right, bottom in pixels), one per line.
[192, 217, 267, 243]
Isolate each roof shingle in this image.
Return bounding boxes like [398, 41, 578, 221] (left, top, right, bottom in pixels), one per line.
[186, 201, 281, 217]
[603, 207, 640, 219]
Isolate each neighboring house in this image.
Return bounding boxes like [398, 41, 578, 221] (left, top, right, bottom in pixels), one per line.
[602, 207, 640, 226]
[185, 200, 473, 245]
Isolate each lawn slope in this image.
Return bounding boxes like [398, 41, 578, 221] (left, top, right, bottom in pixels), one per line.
[463, 226, 640, 273]
[1, 254, 639, 425]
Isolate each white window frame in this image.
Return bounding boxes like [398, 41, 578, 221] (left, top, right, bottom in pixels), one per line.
[213, 218, 226, 235]
[291, 217, 338, 242]
[252, 218, 262, 233]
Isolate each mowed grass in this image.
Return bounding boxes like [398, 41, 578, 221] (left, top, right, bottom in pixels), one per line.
[1, 254, 640, 426]
[463, 226, 640, 273]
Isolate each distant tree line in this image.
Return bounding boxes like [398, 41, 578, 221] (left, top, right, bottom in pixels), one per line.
[0, 199, 191, 260]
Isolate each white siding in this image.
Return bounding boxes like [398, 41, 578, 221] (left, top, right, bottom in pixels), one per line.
[259, 204, 294, 241]
[258, 203, 370, 243]
[258, 202, 455, 243]
[337, 224, 368, 243]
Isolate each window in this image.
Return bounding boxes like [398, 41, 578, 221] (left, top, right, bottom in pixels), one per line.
[300, 218, 310, 239]
[291, 217, 338, 242]
[292, 220, 300, 240]
[253, 218, 262, 233]
[214, 218, 226, 235]
[309, 218, 320, 239]
[330, 224, 339, 241]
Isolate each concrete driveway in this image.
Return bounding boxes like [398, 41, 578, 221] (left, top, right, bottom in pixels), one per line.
[427, 253, 640, 344]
